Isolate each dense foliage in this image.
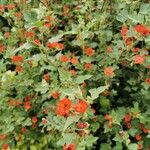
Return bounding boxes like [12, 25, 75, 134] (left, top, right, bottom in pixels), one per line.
[0, 0, 150, 150]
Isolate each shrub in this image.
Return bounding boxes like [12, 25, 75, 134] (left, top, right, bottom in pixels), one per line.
[0, 0, 150, 150]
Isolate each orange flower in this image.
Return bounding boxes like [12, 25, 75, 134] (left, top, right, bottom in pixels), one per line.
[73, 99, 88, 113]
[45, 16, 52, 22]
[134, 24, 150, 36]
[44, 73, 50, 81]
[24, 101, 31, 110]
[42, 118, 48, 124]
[4, 32, 10, 38]
[27, 31, 35, 38]
[21, 127, 27, 134]
[124, 113, 131, 123]
[63, 5, 70, 16]
[32, 116, 38, 124]
[77, 122, 87, 129]
[70, 69, 77, 75]
[15, 12, 22, 18]
[127, 123, 131, 129]
[133, 55, 145, 64]
[56, 97, 72, 116]
[120, 26, 129, 38]
[84, 47, 94, 56]
[107, 46, 113, 53]
[143, 128, 149, 134]
[11, 55, 24, 64]
[63, 144, 75, 150]
[8, 99, 22, 106]
[104, 114, 113, 129]
[43, 108, 49, 114]
[125, 38, 133, 46]
[132, 47, 140, 54]
[0, 45, 5, 53]
[84, 63, 93, 70]
[28, 60, 33, 67]
[15, 66, 23, 73]
[47, 42, 64, 50]
[104, 67, 114, 77]
[139, 124, 144, 131]
[24, 95, 32, 101]
[51, 91, 60, 99]
[59, 55, 69, 63]
[2, 143, 9, 150]
[145, 78, 150, 85]
[32, 123, 37, 129]
[81, 81, 87, 87]
[0, 5, 5, 12]
[0, 134, 7, 140]
[135, 134, 142, 141]
[108, 123, 112, 128]
[121, 60, 127, 66]
[44, 23, 51, 28]
[104, 114, 112, 121]
[138, 144, 143, 150]
[33, 39, 41, 46]
[6, 4, 15, 10]
[120, 26, 134, 45]
[71, 57, 78, 65]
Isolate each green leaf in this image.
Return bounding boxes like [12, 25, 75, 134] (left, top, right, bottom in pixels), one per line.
[127, 144, 138, 150]
[91, 122, 100, 132]
[75, 74, 92, 84]
[115, 107, 126, 123]
[59, 69, 72, 82]
[116, 9, 128, 23]
[5, 124, 15, 133]
[13, 42, 32, 54]
[29, 54, 42, 61]
[22, 118, 32, 126]
[48, 31, 76, 43]
[0, 32, 3, 40]
[84, 135, 98, 147]
[30, 145, 37, 150]
[57, 133, 77, 146]
[89, 85, 109, 100]
[131, 102, 140, 114]
[34, 80, 49, 94]
[147, 134, 150, 138]
[100, 143, 111, 150]
[113, 134, 123, 143]
[139, 3, 150, 15]
[145, 36, 150, 42]
[104, 122, 112, 133]
[63, 115, 80, 132]
[24, 11, 37, 22]
[1, 71, 16, 88]
[33, 21, 44, 27]
[113, 142, 122, 150]
[61, 86, 83, 99]
[0, 0, 7, 4]
[128, 14, 144, 23]
[128, 128, 138, 137]
[48, 35, 63, 43]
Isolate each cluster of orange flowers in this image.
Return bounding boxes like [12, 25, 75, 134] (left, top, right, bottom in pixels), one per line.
[121, 24, 150, 46]
[11, 55, 24, 73]
[56, 97, 88, 117]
